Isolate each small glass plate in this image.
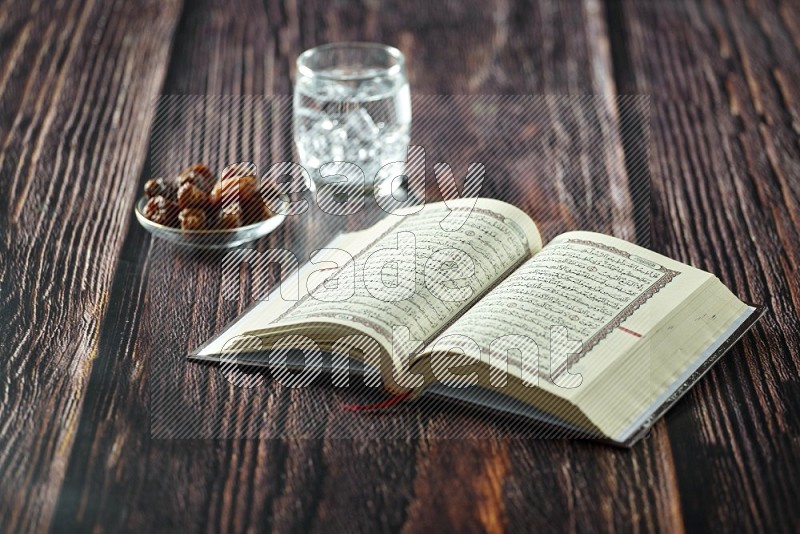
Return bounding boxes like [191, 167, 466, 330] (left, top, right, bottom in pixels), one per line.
[134, 197, 286, 250]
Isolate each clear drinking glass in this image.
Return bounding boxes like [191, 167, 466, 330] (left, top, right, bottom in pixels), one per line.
[293, 43, 411, 196]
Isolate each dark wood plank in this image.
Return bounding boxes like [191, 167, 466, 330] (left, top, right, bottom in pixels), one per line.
[0, 0, 183, 531]
[617, 0, 800, 531]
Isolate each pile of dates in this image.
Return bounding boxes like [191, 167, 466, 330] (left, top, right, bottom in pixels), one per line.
[142, 163, 272, 230]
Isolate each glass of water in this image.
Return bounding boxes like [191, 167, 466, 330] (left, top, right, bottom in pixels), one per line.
[293, 43, 411, 197]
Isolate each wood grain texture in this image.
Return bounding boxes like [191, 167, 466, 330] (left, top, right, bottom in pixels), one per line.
[617, 0, 800, 531]
[0, 0, 797, 532]
[0, 0, 182, 532]
[48, 1, 672, 533]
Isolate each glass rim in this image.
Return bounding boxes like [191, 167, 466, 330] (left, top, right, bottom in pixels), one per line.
[296, 42, 405, 81]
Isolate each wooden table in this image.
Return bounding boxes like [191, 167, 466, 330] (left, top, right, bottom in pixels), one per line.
[1, 0, 798, 532]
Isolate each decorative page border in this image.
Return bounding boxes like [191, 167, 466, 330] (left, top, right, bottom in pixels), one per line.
[549, 239, 681, 379]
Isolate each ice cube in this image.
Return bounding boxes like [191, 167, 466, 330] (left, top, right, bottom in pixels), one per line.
[342, 108, 380, 142]
[320, 80, 354, 101]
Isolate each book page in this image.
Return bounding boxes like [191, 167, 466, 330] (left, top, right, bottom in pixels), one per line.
[421, 231, 717, 397]
[247, 199, 542, 357]
[191, 227, 382, 358]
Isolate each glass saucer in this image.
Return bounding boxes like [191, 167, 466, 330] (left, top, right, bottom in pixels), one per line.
[134, 197, 286, 249]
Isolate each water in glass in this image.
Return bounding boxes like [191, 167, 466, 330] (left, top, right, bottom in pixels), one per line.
[293, 45, 411, 196]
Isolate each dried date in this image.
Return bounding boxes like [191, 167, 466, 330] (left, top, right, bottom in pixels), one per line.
[144, 178, 176, 200]
[216, 205, 243, 229]
[179, 208, 207, 231]
[142, 196, 179, 227]
[177, 182, 210, 209]
[210, 175, 258, 207]
[177, 163, 215, 192]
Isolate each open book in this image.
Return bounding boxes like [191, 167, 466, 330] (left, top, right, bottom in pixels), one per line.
[190, 199, 762, 446]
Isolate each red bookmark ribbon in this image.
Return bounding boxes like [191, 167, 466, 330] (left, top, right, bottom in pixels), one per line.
[618, 326, 643, 338]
